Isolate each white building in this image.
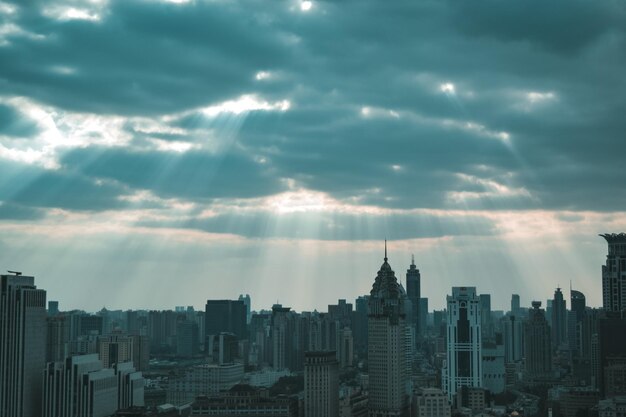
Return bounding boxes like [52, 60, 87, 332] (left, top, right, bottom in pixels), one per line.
[442, 287, 482, 400]
[0, 273, 47, 417]
[42, 354, 143, 417]
[166, 363, 244, 405]
[414, 388, 451, 417]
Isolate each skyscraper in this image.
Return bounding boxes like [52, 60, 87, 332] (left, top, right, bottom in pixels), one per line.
[304, 351, 339, 417]
[511, 294, 520, 316]
[524, 301, 552, 378]
[443, 287, 482, 400]
[479, 294, 493, 340]
[551, 288, 567, 349]
[600, 233, 626, 312]
[569, 289, 586, 357]
[0, 273, 47, 417]
[205, 299, 247, 340]
[406, 255, 421, 339]
[368, 243, 409, 416]
[239, 294, 252, 324]
[503, 314, 523, 364]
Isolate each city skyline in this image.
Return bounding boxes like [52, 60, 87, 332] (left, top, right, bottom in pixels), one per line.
[6, 236, 617, 314]
[1, 0, 626, 312]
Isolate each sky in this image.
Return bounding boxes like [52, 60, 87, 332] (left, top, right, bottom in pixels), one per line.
[1, 0, 625, 313]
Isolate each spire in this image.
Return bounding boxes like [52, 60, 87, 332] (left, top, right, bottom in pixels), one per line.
[384, 239, 388, 262]
[411, 253, 415, 266]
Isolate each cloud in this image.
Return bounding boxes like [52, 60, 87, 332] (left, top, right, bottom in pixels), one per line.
[0, 201, 44, 220]
[0, 103, 40, 137]
[449, 0, 625, 54]
[0, 0, 625, 219]
[60, 146, 285, 201]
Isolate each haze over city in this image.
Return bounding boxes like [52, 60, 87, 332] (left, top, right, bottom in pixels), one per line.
[1, 0, 626, 312]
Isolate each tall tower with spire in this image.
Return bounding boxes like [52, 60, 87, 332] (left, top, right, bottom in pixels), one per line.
[406, 254, 421, 342]
[368, 242, 409, 417]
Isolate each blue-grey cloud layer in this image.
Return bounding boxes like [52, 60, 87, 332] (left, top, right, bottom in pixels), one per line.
[1, 0, 625, 239]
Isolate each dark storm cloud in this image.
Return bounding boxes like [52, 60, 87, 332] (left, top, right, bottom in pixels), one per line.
[449, 0, 625, 54]
[0, 202, 44, 220]
[1, 0, 625, 216]
[139, 210, 497, 241]
[0, 159, 127, 211]
[0, 0, 293, 115]
[61, 146, 285, 200]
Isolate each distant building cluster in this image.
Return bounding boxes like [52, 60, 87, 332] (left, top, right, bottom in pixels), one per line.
[1, 233, 626, 416]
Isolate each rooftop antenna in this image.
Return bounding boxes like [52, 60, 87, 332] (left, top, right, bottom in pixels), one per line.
[7, 270, 22, 276]
[411, 253, 415, 265]
[384, 239, 388, 261]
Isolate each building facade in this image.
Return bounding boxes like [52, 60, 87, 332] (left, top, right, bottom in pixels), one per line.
[406, 256, 421, 341]
[443, 287, 482, 400]
[0, 273, 47, 417]
[304, 351, 339, 417]
[601, 233, 626, 313]
[367, 246, 409, 417]
[524, 301, 552, 379]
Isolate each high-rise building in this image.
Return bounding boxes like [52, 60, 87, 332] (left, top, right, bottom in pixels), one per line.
[481, 334, 505, 394]
[48, 301, 59, 316]
[42, 354, 143, 417]
[569, 290, 586, 357]
[353, 295, 369, 356]
[551, 288, 567, 349]
[406, 255, 421, 341]
[442, 287, 482, 400]
[130, 335, 150, 372]
[208, 332, 239, 365]
[176, 319, 199, 357]
[304, 351, 339, 417]
[0, 273, 47, 417]
[339, 327, 354, 368]
[523, 301, 552, 378]
[271, 305, 293, 370]
[601, 233, 626, 312]
[596, 315, 626, 396]
[367, 244, 409, 416]
[511, 294, 520, 316]
[46, 316, 68, 363]
[205, 300, 247, 340]
[503, 314, 523, 364]
[419, 298, 428, 338]
[239, 294, 252, 324]
[480, 294, 493, 340]
[98, 334, 133, 368]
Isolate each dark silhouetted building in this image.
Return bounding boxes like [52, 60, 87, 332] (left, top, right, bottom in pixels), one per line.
[552, 287, 567, 349]
[524, 301, 552, 379]
[367, 245, 409, 416]
[406, 256, 421, 341]
[600, 233, 626, 313]
[0, 273, 47, 417]
[205, 300, 247, 341]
